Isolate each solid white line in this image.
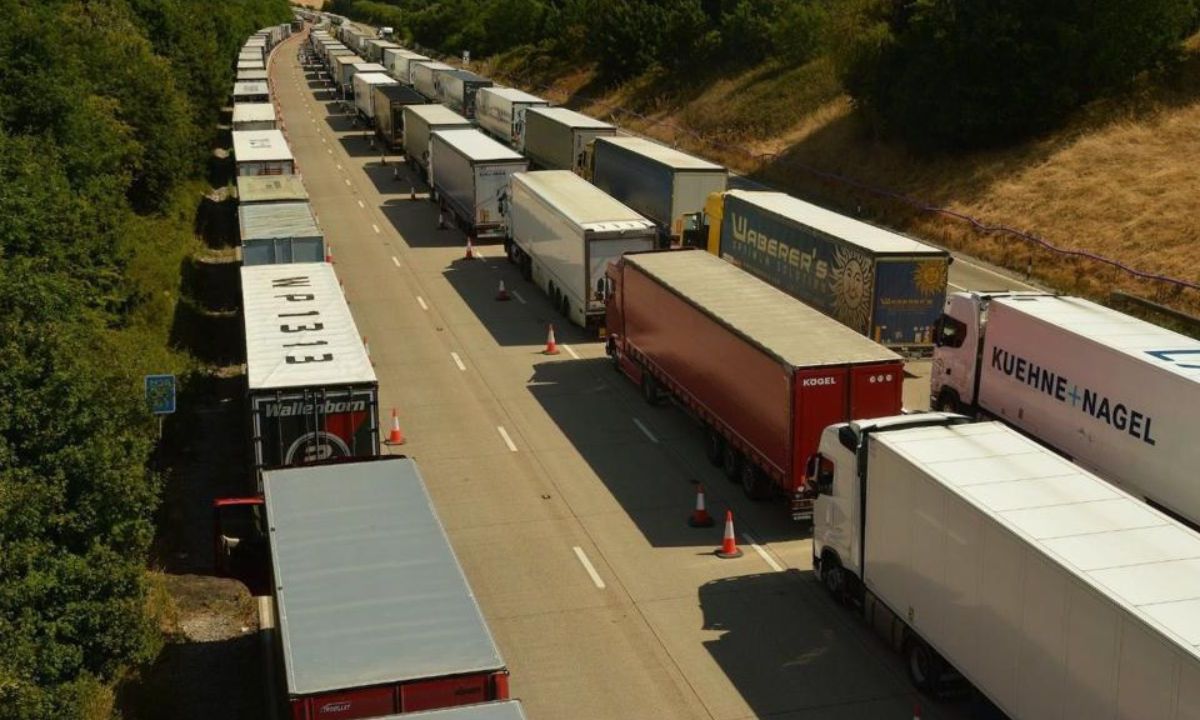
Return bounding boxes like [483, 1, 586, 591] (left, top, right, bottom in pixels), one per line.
[742, 533, 785, 572]
[561, 344, 580, 360]
[496, 426, 518, 452]
[632, 418, 659, 444]
[948, 282, 967, 292]
[450, 352, 466, 371]
[510, 289, 526, 304]
[572, 547, 606, 589]
[357, 199, 365, 208]
[372, 224, 380, 234]
[416, 295, 428, 310]
[391, 256, 401, 268]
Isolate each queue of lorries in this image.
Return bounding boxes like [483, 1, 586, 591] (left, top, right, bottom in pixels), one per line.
[222, 11, 1200, 720]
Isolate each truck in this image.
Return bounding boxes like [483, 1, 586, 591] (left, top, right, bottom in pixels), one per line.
[522, 107, 615, 174]
[411, 60, 454, 102]
[931, 291, 1200, 528]
[238, 201, 325, 265]
[241, 263, 379, 481]
[333, 53, 364, 96]
[429, 129, 528, 241]
[507, 171, 656, 328]
[475, 87, 547, 152]
[588, 135, 726, 248]
[364, 38, 399, 63]
[213, 457, 511, 718]
[353, 72, 398, 122]
[232, 102, 276, 131]
[232, 129, 294, 177]
[403, 104, 472, 182]
[398, 701, 527, 720]
[811, 413, 1200, 717]
[703, 190, 950, 350]
[604, 249, 904, 515]
[232, 80, 270, 104]
[436, 69, 492, 118]
[386, 49, 430, 85]
[373, 83, 427, 150]
[236, 175, 309, 206]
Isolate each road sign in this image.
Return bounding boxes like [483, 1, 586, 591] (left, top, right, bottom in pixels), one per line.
[145, 374, 177, 415]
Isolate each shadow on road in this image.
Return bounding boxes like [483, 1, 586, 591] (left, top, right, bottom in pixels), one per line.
[379, 196, 466, 249]
[338, 130, 389, 158]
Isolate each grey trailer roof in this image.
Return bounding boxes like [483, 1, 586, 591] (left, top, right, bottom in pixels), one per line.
[527, 106, 613, 130]
[232, 102, 276, 124]
[481, 87, 545, 104]
[237, 175, 309, 204]
[264, 458, 506, 695]
[726, 190, 946, 256]
[514, 171, 654, 232]
[376, 84, 426, 103]
[598, 135, 724, 172]
[881, 421, 1200, 662]
[414, 60, 453, 71]
[334, 53, 363, 67]
[237, 60, 265, 71]
[233, 80, 270, 97]
[445, 68, 489, 83]
[406, 103, 470, 125]
[351, 62, 388, 74]
[242, 263, 375, 389]
[237, 69, 269, 82]
[238, 201, 321, 241]
[626, 250, 901, 368]
[992, 294, 1200, 382]
[380, 701, 527, 720]
[232, 129, 292, 163]
[433, 129, 525, 163]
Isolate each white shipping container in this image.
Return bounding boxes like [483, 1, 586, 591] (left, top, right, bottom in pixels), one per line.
[387, 49, 429, 85]
[429, 129, 527, 241]
[402, 104, 472, 179]
[232, 103, 277, 131]
[507, 171, 656, 326]
[232, 129, 294, 177]
[353, 72, 398, 119]
[523, 107, 615, 174]
[933, 292, 1200, 527]
[475, 87, 547, 151]
[411, 61, 453, 101]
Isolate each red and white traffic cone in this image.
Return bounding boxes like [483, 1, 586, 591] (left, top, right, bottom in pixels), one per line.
[688, 485, 714, 527]
[496, 279, 511, 301]
[385, 408, 405, 445]
[715, 510, 743, 558]
[543, 324, 560, 355]
[912, 701, 921, 720]
[325, 243, 334, 263]
[464, 237, 476, 260]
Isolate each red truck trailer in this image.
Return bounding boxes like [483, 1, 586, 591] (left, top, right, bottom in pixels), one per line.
[214, 457, 509, 719]
[604, 249, 905, 519]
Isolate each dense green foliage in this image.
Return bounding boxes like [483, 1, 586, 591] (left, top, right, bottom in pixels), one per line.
[0, 0, 288, 715]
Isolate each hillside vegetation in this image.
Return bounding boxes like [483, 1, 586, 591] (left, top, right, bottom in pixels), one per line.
[334, 0, 1200, 315]
[0, 0, 289, 715]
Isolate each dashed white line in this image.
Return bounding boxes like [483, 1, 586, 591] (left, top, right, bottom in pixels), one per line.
[336, 163, 342, 170]
[416, 295, 428, 311]
[372, 224, 380, 234]
[632, 418, 659, 444]
[572, 547, 606, 589]
[357, 199, 365, 208]
[743, 533, 785, 573]
[326, 148, 332, 154]
[450, 352, 467, 371]
[510, 290, 527, 304]
[948, 282, 966, 292]
[344, 178, 351, 186]
[496, 426, 518, 452]
[391, 256, 401, 268]
[561, 344, 580, 360]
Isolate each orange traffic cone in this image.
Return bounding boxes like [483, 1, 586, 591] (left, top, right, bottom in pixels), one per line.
[325, 243, 334, 263]
[688, 485, 714, 527]
[464, 237, 476, 260]
[715, 510, 743, 558]
[496, 279, 511, 301]
[543, 324, 560, 355]
[386, 408, 405, 445]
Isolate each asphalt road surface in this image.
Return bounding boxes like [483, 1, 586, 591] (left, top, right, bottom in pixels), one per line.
[266, 30, 977, 720]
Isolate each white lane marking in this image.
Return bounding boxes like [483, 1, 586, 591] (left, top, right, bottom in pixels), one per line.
[450, 352, 466, 371]
[561, 344, 580, 360]
[573, 547, 606, 589]
[391, 256, 401, 268]
[956, 256, 1036, 289]
[357, 199, 365, 208]
[372, 224, 381, 234]
[948, 282, 966, 292]
[344, 178, 351, 186]
[416, 295, 428, 310]
[496, 425, 518, 452]
[327, 148, 332, 154]
[336, 163, 342, 170]
[510, 290, 526, 304]
[321, 136, 326, 143]
[632, 418, 659, 444]
[742, 533, 785, 573]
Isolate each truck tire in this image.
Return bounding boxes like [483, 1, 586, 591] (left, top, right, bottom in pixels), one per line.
[740, 463, 771, 501]
[936, 390, 961, 414]
[641, 373, 663, 406]
[704, 428, 724, 467]
[721, 444, 742, 483]
[560, 295, 570, 320]
[904, 636, 945, 695]
[821, 553, 848, 605]
[521, 255, 532, 282]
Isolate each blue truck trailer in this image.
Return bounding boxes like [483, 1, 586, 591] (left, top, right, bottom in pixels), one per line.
[704, 190, 949, 350]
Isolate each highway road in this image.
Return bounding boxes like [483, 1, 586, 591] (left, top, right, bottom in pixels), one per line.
[268, 30, 973, 720]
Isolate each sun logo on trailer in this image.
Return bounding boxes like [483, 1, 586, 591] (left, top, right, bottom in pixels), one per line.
[913, 260, 948, 297]
[831, 246, 873, 334]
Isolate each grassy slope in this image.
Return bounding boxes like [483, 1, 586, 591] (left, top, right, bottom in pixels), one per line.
[483, 37, 1200, 316]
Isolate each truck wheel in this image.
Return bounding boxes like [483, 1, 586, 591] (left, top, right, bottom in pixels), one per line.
[821, 554, 848, 605]
[704, 428, 724, 467]
[936, 390, 961, 414]
[904, 636, 945, 695]
[741, 463, 771, 501]
[560, 295, 570, 320]
[721, 445, 742, 483]
[641, 373, 663, 406]
[521, 256, 532, 282]
[504, 239, 515, 264]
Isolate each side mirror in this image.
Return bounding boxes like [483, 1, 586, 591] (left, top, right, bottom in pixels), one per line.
[838, 425, 858, 453]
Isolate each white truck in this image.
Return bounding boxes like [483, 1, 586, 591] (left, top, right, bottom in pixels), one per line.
[507, 171, 656, 327]
[402, 104, 472, 181]
[429, 129, 528, 241]
[411, 60, 454, 101]
[352, 72, 397, 122]
[475, 87, 548, 151]
[385, 49, 430, 85]
[812, 413, 1200, 717]
[523, 107, 615, 174]
[931, 291, 1200, 528]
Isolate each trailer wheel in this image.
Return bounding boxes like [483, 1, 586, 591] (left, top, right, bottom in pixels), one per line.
[504, 239, 515, 264]
[521, 255, 532, 282]
[821, 553, 848, 605]
[560, 295, 570, 320]
[721, 444, 742, 483]
[740, 463, 771, 501]
[641, 373, 663, 406]
[704, 428, 724, 467]
[904, 636, 945, 695]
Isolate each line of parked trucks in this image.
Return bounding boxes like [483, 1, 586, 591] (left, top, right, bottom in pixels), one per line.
[231, 13, 1200, 720]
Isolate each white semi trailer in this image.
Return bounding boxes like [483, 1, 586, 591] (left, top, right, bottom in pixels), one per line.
[506, 171, 655, 327]
[429, 129, 527, 241]
[475, 87, 548, 151]
[812, 413, 1200, 719]
[931, 291, 1200, 527]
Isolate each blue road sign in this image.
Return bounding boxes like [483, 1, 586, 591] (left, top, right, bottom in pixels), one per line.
[145, 374, 177, 415]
